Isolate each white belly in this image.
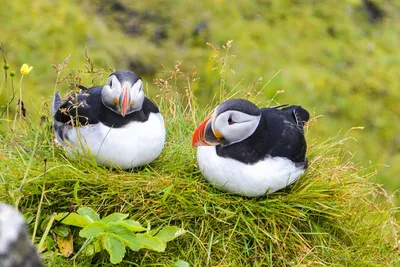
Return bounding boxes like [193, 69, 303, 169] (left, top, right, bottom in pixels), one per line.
[197, 146, 305, 197]
[55, 113, 166, 169]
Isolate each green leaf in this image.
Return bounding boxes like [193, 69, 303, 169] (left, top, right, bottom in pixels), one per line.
[119, 220, 146, 232]
[44, 235, 57, 252]
[136, 233, 166, 252]
[84, 239, 102, 256]
[77, 207, 100, 222]
[40, 216, 51, 230]
[170, 260, 190, 267]
[103, 235, 126, 264]
[80, 221, 106, 238]
[84, 243, 95, 256]
[53, 225, 69, 237]
[102, 213, 129, 224]
[93, 239, 102, 253]
[55, 212, 92, 228]
[106, 223, 141, 251]
[155, 226, 186, 243]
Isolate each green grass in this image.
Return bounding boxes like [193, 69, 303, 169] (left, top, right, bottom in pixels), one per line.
[0, 63, 399, 266]
[1, 0, 400, 202]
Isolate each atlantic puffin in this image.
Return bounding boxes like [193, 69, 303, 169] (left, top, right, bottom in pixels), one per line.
[52, 70, 166, 169]
[0, 203, 43, 267]
[192, 99, 309, 197]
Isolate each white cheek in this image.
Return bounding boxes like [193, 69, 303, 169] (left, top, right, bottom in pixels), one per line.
[112, 76, 121, 88]
[214, 113, 229, 133]
[101, 86, 114, 104]
[128, 91, 144, 111]
[133, 91, 144, 101]
[214, 113, 245, 142]
[130, 80, 144, 101]
[222, 124, 246, 142]
[215, 113, 261, 144]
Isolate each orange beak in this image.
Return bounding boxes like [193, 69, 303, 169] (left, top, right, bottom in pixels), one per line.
[192, 116, 222, 147]
[192, 117, 211, 147]
[120, 87, 129, 117]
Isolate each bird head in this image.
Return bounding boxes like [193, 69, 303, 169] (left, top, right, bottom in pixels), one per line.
[101, 70, 145, 117]
[192, 99, 261, 147]
[0, 203, 43, 267]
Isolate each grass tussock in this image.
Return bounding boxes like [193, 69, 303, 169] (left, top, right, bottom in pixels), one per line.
[2, 0, 400, 202]
[0, 61, 399, 266]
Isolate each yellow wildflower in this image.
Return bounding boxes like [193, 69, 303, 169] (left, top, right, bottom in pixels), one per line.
[20, 64, 33, 75]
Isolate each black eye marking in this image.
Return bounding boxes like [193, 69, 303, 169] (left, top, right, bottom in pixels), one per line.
[109, 79, 113, 87]
[228, 117, 234, 125]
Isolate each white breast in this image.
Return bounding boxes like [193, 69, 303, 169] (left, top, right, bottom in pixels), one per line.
[55, 113, 166, 169]
[196, 146, 305, 197]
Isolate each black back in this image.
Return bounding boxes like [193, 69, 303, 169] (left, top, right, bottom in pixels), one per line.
[53, 86, 159, 128]
[216, 105, 309, 164]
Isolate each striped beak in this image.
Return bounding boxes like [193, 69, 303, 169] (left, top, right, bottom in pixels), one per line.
[120, 84, 130, 117]
[192, 116, 222, 147]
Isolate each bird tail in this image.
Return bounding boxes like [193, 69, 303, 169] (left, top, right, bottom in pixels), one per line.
[281, 105, 310, 123]
[51, 91, 62, 117]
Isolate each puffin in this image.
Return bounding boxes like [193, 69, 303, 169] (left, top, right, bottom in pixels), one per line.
[192, 99, 309, 197]
[52, 70, 166, 169]
[0, 203, 43, 267]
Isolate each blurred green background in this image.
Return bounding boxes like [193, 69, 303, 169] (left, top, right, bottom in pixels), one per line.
[1, 0, 399, 202]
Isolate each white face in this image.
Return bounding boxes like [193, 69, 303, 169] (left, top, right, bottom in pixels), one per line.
[212, 110, 261, 146]
[101, 75, 145, 116]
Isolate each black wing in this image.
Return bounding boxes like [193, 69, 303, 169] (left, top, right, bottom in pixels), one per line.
[261, 105, 309, 162]
[141, 97, 160, 115]
[53, 86, 103, 126]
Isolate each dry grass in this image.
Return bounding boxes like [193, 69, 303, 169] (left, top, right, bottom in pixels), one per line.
[0, 58, 399, 266]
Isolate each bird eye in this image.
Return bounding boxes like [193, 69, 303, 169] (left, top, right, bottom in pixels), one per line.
[109, 80, 113, 87]
[228, 117, 234, 125]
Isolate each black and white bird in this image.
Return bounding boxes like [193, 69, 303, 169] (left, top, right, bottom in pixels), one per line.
[192, 99, 309, 197]
[0, 203, 43, 267]
[52, 70, 165, 169]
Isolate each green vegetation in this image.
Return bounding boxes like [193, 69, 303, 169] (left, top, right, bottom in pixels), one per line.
[0, 61, 399, 265]
[55, 207, 186, 264]
[1, 0, 399, 265]
[1, 0, 399, 197]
